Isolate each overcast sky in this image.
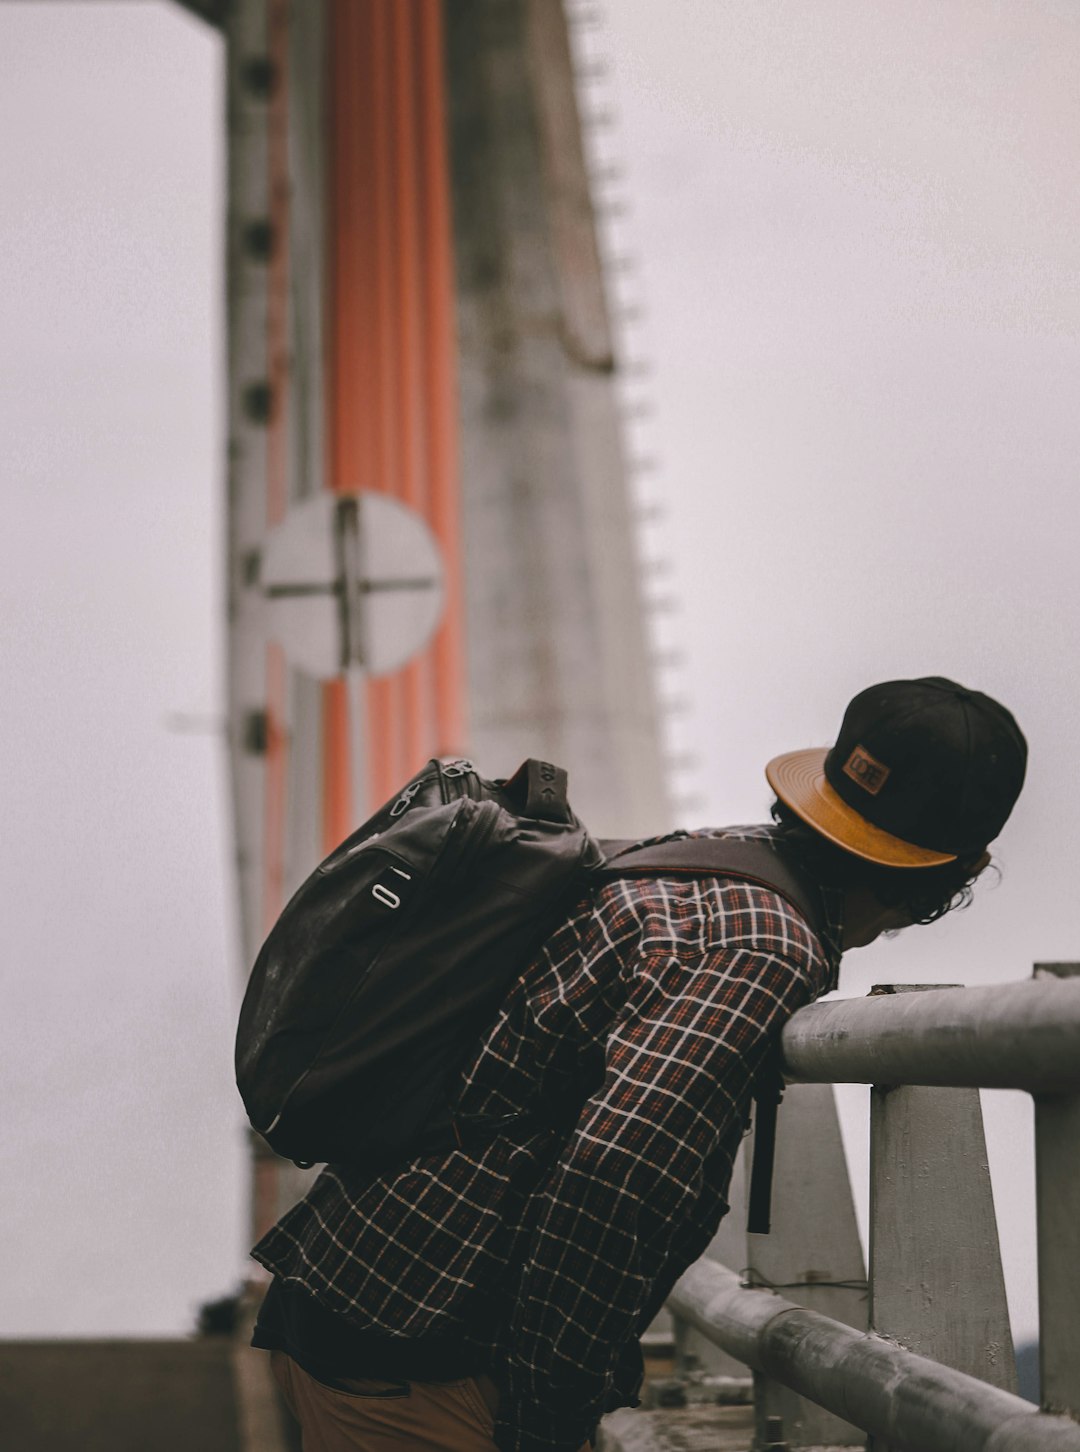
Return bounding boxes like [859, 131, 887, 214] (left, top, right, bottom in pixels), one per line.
[2, 0, 1077, 1347]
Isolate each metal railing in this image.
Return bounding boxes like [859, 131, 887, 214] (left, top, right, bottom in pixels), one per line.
[664, 965, 1080, 1452]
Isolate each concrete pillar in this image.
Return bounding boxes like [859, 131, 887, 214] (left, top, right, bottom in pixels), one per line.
[1033, 963, 1080, 1420]
[445, 0, 669, 839]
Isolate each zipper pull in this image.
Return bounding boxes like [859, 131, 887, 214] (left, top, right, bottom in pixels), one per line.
[389, 782, 423, 818]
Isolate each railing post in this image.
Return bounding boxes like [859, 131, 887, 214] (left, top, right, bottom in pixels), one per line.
[746, 1081, 866, 1449]
[1034, 962, 1080, 1420]
[672, 1142, 751, 1380]
[867, 985, 1017, 1451]
[664, 1084, 866, 1444]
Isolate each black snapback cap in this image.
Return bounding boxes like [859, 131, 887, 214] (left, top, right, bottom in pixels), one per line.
[767, 677, 1027, 868]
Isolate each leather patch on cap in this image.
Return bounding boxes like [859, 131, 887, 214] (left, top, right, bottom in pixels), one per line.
[843, 744, 890, 795]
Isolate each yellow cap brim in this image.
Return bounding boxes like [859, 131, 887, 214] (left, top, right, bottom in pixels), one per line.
[765, 747, 957, 869]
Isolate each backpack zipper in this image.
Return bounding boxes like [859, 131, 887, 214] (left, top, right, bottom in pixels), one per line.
[389, 780, 426, 818]
[436, 757, 479, 803]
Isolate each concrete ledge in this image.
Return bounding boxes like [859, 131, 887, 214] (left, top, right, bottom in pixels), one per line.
[597, 1403, 756, 1452]
[598, 1406, 859, 1452]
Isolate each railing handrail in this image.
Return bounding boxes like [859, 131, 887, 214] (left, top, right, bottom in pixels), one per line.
[669, 1259, 1080, 1452]
[781, 976, 1080, 1091]
[658, 972, 1080, 1450]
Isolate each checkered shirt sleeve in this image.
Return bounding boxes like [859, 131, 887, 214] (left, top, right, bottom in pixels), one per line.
[491, 875, 831, 1451]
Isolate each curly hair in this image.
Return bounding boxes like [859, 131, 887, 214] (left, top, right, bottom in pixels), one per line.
[769, 800, 990, 926]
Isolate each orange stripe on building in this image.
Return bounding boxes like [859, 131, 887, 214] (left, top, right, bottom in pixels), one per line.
[321, 677, 352, 856]
[366, 0, 405, 805]
[324, 0, 467, 838]
[263, 641, 288, 936]
[267, 0, 290, 528]
[394, 0, 434, 775]
[418, 0, 467, 757]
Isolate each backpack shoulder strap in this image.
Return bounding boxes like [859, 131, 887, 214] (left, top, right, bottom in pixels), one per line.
[596, 835, 826, 941]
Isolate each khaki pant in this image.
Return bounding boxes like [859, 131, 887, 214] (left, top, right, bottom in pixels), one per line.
[271, 1351, 505, 1451]
[271, 1352, 591, 1451]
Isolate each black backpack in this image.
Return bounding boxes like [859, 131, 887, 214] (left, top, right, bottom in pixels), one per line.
[235, 756, 824, 1229]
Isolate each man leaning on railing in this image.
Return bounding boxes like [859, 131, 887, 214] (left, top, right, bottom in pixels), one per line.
[250, 677, 1027, 1452]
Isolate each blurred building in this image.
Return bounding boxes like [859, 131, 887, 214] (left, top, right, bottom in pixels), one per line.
[218, 0, 669, 1243]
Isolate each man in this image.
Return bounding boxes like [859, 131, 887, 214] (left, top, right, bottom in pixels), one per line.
[250, 676, 1026, 1452]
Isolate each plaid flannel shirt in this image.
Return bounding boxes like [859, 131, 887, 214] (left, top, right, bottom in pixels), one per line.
[251, 827, 842, 1452]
